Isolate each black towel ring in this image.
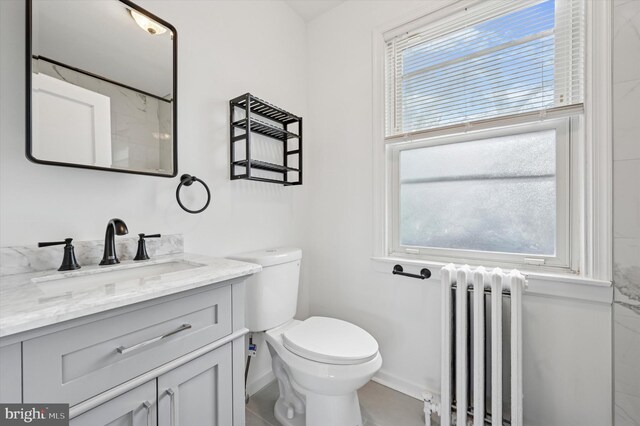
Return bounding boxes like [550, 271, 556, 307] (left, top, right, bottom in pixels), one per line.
[176, 174, 211, 214]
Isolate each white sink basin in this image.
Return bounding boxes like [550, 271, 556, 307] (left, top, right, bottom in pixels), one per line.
[32, 260, 206, 289]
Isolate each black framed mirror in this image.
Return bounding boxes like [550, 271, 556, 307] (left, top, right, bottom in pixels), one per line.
[26, 0, 178, 177]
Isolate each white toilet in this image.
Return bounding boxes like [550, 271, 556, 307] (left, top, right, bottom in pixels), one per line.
[229, 247, 382, 426]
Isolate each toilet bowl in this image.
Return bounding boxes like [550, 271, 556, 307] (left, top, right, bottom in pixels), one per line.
[228, 247, 382, 426]
[265, 318, 382, 426]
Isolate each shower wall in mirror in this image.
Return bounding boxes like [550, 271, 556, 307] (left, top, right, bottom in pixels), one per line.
[27, 0, 177, 177]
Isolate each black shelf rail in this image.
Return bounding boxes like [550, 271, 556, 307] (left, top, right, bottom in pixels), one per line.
[232, 159, 299, 174]
[231, 118, 299, 141]
[230, 93, 302, 186]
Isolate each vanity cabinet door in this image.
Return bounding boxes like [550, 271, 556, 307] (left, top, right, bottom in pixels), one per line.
[70, 380, 156, 426]
[158, 344, 233, 426]
[0, 343, 21, 402]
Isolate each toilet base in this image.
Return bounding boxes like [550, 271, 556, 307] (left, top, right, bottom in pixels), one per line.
[273, 390, 364, 426]
[270, 353, 365, 426]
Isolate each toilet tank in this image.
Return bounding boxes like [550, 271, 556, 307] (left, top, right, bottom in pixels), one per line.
[228, 247, 302, 332]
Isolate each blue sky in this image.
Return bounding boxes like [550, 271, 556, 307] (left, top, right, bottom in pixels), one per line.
[399, 0, 557, 131]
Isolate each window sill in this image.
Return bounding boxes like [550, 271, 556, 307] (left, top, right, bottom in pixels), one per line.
[371, 256, 613, 304]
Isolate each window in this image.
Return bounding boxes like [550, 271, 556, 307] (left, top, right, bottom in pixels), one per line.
[389, 118, 572, 268]
[383, 0, 586, 270]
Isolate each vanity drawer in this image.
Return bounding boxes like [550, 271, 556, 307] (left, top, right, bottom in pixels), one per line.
[23, 284, 231, 406]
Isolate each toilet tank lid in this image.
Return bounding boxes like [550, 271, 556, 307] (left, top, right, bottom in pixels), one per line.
[228, 247, 301, 267]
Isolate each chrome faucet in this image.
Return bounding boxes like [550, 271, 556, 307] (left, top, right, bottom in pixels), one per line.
[99, 218, 129, 265]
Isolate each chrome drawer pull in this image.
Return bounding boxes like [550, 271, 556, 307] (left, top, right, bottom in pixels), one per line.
[116, 324, 192, 354]
[167, 388, 176, 426]
[142, 400, 152, 426]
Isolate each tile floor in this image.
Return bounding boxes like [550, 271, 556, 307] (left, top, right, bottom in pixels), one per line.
[246, 380, 437, 426]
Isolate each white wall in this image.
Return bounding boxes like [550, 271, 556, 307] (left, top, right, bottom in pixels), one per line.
[1, 0, 306, 252]
[0, 0, 308, 392]
[304, 2, 612, 425]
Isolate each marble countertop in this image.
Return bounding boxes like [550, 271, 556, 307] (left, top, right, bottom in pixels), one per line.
[0, 253, 261, 339]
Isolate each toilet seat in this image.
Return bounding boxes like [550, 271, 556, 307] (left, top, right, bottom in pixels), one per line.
[282, 316, 379, 365]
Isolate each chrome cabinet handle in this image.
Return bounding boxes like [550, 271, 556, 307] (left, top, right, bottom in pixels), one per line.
[116, 324, 192, 354]
[142, 400, 152, 426]
[166, 388, 176, 426]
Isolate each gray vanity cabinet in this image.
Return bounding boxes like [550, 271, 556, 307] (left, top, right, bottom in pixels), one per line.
[70, 381, 156, 426]
[158, 345, 233, 426]
[1, 276, 249, 426]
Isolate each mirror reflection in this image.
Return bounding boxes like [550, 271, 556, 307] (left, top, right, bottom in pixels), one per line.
[29, 0, 176, 176]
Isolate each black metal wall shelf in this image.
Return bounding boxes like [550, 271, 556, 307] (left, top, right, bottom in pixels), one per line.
[230, 93, 302, 186]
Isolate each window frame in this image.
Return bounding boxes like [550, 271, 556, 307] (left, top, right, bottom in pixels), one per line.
[386, 116, 577, 272]
[371, 0, 612, 282]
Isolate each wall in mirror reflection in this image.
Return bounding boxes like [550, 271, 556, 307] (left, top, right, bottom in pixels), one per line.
[32, 58, 173, 173]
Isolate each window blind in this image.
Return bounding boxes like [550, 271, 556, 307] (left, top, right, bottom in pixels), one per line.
[384, 0, 585, 138]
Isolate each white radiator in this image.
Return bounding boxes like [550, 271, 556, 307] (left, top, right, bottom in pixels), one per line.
[440, 264, 526, 426]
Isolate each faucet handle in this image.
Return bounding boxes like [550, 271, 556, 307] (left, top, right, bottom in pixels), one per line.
[140, 233, 161, 239]
[134, 233, 161, 261]
[38, 238, 72, 248]
[38, 238, 81, 271]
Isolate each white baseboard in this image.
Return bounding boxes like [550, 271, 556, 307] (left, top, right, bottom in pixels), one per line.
[372, 369, 439, 401]
[246, 369, 276, 396]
